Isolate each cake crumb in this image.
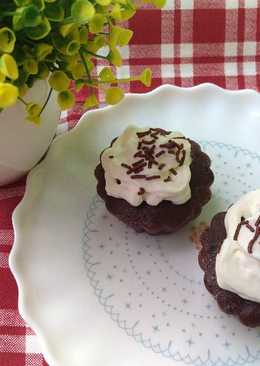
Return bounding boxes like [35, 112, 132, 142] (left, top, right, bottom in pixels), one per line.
[189, 222, 209, 250]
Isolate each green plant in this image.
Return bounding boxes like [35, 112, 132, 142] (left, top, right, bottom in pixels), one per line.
[0, 0, 165, 124]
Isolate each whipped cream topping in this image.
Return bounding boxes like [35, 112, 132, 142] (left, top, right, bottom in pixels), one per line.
[101, 126, 192, 206]
[216, 189, 260, 303]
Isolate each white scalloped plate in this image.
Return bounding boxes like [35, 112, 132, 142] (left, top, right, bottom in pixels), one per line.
[9, 84, 260, 366]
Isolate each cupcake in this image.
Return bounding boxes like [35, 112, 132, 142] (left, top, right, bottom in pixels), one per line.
[199, 189, 260, 327]
[95, 126, 214, 234]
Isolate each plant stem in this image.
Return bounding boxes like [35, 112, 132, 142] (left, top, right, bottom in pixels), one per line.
[79, 49, 91, 82]
[84, 49, 108, 60]
[40, 88, 53, 115]
[18, 97, 28, 106]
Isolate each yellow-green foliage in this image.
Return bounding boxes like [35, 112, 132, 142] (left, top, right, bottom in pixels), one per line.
[0, 0, 164, 123]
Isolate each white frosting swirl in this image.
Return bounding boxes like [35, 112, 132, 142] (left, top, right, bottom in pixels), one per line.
[101, 126, 192, 206]
[216, 189, 260, 303]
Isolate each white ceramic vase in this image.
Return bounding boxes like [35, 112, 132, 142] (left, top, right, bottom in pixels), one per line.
[0, 80, 60, 186]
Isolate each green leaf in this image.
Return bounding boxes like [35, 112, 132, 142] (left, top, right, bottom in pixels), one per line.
[105, 87, 124, 105]
[71, 0, 95, 24]
[79, 27, 88, 44]
[32, 0, 45, 11]
[49, 70, 70, 91]
[35, 43, 53, 61]
[107, 47, 122, 67]
[57, 90, 75, 110]
[59, 23, 76, 38]
[110, 3, 122, 20]
[151, 0, 166, 8]
[139, 67, 152, 87]
[0, 54, 19, 80]
[99, 67, 115, 82]
[0, 27, 16, 53]
[25, 17, 51, 40]
[14, 0, 30, 6]
[0, 82, 19, 109]
[89, 14, 106, 34]
[110, 26, 133, 48]
[14, 5, 42, 29]
[84, 94, 99, 108]
[23, 58, 38, 75]
[37, 62, 50, 79]
[75, 79, 84, 91]
[44, 2, 64, 22]
[96, 0, 111, 5]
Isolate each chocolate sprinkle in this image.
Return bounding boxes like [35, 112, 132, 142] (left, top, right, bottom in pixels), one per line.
[133, 159, 145, 167]
[164, 176, 171, 182]
[109, 155, 114, 159]
[116, 179, 121, 184]
[248, 227, 260, 254]
[233, 217, 245, 241]
[136, 131, 150, 138]
[131, 174, 146, 179]
[146, 175, 160, 181]
[246, 222, 255, 233]
[158, 163, 166, 170]
[160, 140, 181, 149]
[155, 150, 165, 158]
[121, 163, 131, 170]
[170, 168, 177, 175]
[134, 151, 145, 158]
[138, 187, 145, 195]
[255, 215, 260, 226]
[131, 162, 147, 173]
[234, 216, 260, 254]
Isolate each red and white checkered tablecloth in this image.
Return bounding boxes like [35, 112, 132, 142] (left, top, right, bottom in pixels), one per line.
[1, 1, 260, 365]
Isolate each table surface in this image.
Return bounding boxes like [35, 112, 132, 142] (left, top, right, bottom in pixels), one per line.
[1, 2, 260, 365]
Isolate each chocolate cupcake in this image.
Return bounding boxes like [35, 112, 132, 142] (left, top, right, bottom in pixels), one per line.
[95, 126, 214, 234]
[199, 189, 260, 327]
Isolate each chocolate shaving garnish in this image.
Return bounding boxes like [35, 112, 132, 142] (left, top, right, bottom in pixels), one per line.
[233, 217, 245, 241]
[116, 179, 121, 184]
[148, 161, 152, 169]
[109, 155, 114, 159]
[150, 128, 171, 136]
[160, 140, 181, 149]
[245, 222, 255, 233]
[150, 133, 159, 139]
[133, 159, 145, 167]
[155, 150, 165, 158]
[131, 162, 147, 173]
[138, 187, 145, 195]
[142, 139, 156, 145]
[177, 150, 186, 166]
[158, 163, 166, 170]
[131, 174, 146, 179]
[137, 141, 142, 150]
[134, 151, 145, 158]
[248, 227, 260, 254]
[170, 168, 177, 175]
[164, 176, 171, 182]
[168, 150, 177, 155]
[136, 130, 150, 138]
[255, 215, 260, 226]
[146, 175, 160, 181]
[121, 163, 131, 170]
